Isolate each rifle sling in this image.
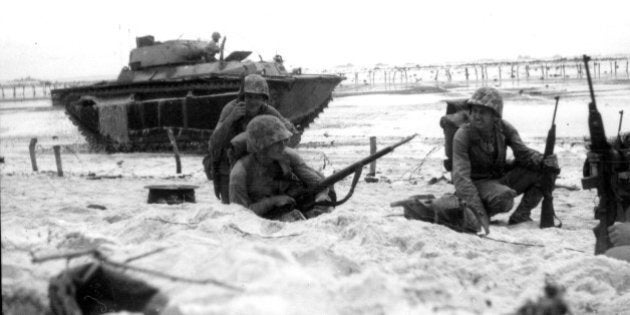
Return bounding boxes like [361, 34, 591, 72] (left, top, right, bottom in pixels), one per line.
[315, 166, 363, 208]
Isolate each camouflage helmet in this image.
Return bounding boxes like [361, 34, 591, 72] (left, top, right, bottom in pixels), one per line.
[246, 115, 292, 153]
[211, 32, 221, 41]
[243, 74, 270, 99]
[467, 87, 503, 117]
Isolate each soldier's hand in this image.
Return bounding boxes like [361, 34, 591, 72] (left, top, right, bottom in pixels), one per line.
[542, 154, 560, 174]
[463, 207, 490, 236]
[608, 222, 630, 247]
[272, 195, 296, 207]
[228, 103, 246, 122]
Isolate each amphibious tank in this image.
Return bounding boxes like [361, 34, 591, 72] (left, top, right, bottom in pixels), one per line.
[51, 35, 343, 152]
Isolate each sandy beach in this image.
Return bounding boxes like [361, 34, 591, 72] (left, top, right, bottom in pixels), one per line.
[2, 79, 630, 314]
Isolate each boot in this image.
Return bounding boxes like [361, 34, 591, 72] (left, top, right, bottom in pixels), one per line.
[508, 187, 543, 225]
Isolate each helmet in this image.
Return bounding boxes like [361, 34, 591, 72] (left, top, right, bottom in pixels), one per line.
[243, 74, 270, 99]
[246, 115, 292, 153]
[467, 87, 503, 117]
[211, 32, 221, 41]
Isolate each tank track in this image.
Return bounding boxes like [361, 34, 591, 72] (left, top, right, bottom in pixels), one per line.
[62, 81, 333, 154]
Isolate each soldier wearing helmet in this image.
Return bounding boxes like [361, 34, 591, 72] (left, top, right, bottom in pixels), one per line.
[229, 115, 332, 221]
[204, 31, 222, 62]
[450, 87, 560, 233]
[206, 74, 298, 204]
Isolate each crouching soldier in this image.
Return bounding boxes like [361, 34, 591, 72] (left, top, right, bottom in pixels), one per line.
[396, 87, 560, 234]
[452, 87, 560, 232]
[229, 115, 332, 222]
[206, 74, 298, 204]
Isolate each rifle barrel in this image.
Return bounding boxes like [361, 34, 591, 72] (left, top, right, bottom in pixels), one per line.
[583, 55, 610, 151]
[551, 96, 560, 126]
[583, 55, 597, 107]
[316, 134, 416, 189]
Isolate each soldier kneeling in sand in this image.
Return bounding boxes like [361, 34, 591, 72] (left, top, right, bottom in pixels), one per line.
[229, 115, 332, 222]
[395, 87, 560, 234]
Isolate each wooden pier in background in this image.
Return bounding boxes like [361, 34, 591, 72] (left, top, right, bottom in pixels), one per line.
[338, 55, 630, 90]
[0, 81, 89, 102]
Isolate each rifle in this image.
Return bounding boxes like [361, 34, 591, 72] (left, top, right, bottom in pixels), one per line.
[219, 36, 227, 62]
[218, 37, 227, 70]
[267, 134, 417, 217]
[540, 96, 561, 228]
[580, 54, 626, 254]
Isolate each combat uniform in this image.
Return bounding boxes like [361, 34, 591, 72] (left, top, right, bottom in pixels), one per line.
[229, 115, 331, 221]
[208, 99, 295, 204]
[399, 87, 557, 233]
[452, 120, 546, 222]
[229, 147, 329, 220]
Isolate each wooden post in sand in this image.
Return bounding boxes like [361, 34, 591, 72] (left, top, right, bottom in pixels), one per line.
[364, 136, 378, 183]
[53, 145, 63, 177]
[29, 138, 38, 172]
[166, 128, 182, 174]
[368, 137, 377, 176]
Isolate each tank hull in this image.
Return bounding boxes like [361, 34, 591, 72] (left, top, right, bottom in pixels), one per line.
[52, 74, 342, 153]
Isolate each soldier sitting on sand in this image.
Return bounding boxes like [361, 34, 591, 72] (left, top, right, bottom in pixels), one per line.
[229, 115, 332, 222]
[205, 74, 298, 204]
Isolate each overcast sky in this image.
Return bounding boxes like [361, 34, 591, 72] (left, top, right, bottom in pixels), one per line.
[1, 0, 629, 81]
